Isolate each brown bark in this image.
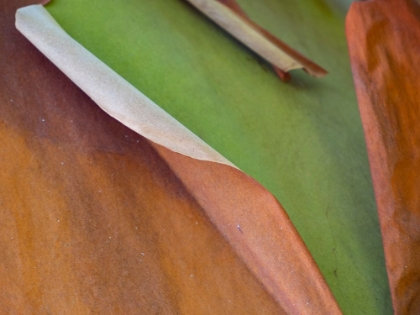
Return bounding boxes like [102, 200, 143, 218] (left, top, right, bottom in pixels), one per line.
[347, 1, 420, 313]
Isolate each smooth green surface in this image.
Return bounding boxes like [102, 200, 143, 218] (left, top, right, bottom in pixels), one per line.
[47, 0, 392, 313]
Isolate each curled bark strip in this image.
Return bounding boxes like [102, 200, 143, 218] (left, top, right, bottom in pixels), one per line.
[16, 5, 341, 314]
[347, 0, 420, 313]
[186, 0, 327, 79]
[16, 5, 233, 168]
[215, 0, 290, 81]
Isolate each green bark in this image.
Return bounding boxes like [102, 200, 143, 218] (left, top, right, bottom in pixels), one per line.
[46, 0, 392, 313]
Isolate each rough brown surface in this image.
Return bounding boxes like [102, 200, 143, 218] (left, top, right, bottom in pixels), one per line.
[347, 0, 420, 313]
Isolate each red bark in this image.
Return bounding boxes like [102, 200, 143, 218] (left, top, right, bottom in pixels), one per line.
[347, 1, 420, 313]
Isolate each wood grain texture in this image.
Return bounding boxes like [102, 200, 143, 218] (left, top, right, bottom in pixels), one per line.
[0, 1, 288, 313]
[347, 0, 420, 313]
